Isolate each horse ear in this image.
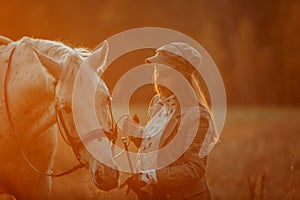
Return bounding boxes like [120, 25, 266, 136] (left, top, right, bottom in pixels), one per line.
[0, 36, 13, 45]
[87, 40, 109, 75]
[33, 48, 62, 79]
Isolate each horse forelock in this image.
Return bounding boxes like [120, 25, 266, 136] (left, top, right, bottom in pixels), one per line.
[55, 55, 83, 108]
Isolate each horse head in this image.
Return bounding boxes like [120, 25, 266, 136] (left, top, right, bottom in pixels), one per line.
[35, 41, 120, 191]
[5, 37, 119, 193]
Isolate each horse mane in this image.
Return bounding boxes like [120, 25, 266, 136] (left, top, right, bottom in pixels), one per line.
[28, 38, 90, 114]
[23, 37, 91, 92]
[19, 37, 91, 63]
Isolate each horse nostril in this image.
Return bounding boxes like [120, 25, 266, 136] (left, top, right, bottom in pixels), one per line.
[93, 166, 119, 191]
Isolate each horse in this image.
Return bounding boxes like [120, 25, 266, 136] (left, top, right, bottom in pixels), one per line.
[0, 36, 119, 199]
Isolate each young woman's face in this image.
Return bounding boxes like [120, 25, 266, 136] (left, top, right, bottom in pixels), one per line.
[153, 67, 177, 97]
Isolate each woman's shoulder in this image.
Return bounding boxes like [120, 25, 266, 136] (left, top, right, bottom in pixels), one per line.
[149, 94, 161, 107]
[148, 94, 162, 118]
[181, 104, 211, 121]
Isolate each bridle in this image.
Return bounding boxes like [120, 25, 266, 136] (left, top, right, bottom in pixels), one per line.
[3, 46, 118, 177]
[55, 95, 118, 166]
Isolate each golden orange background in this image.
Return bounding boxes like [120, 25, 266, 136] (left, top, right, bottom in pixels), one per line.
[1, 0, 299, 199]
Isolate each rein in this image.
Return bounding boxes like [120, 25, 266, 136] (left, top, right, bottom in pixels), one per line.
[3, 46, 117, 177]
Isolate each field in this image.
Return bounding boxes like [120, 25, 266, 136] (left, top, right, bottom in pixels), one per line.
[50, 107, 300, 200]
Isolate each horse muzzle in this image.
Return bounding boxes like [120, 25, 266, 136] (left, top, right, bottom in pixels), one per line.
[93, 164, 119, 191]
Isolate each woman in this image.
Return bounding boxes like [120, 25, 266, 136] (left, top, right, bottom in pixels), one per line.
[120, 42, 217, 200]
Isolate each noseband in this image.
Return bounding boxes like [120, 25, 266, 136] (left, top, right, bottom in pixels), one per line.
[55, 96, 118, 166]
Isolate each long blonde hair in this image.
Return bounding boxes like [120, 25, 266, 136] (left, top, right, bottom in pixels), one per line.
[190, 69, 219, 145]
[154, 65, 219, 145]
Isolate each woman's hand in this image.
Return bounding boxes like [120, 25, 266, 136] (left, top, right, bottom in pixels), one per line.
[122, 116, 143, 137]
[122, 116, 143, 148]
[119, 173, 147, 195]
[119, 170, 157, 195]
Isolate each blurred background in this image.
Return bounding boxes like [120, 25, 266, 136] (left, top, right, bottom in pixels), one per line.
[1, 0, 299, 199]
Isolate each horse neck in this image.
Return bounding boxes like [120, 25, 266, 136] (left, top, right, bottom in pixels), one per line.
[6, 37, 86, 139]
[6, 48, 56, 140]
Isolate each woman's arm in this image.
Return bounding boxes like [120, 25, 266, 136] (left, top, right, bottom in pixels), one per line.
[155, 114, 210, 189]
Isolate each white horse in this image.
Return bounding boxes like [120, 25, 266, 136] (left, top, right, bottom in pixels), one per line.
[0, 36, 119, 199]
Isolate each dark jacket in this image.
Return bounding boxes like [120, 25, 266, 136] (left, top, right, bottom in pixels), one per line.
[138, 95, 213, 200]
